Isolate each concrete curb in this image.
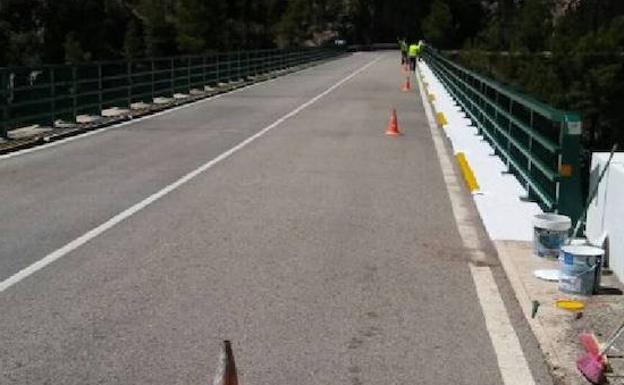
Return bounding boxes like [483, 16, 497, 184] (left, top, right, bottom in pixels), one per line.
[416, 62, 589, 385]
[493, 241, 574, 385]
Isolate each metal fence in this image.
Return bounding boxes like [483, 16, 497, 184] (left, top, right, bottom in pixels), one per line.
[0, 48, 340, 138]
[422, 46, 583, 220]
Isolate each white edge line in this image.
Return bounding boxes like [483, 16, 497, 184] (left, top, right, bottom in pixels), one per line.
[0, 55, 382, 293]
[415, 63, 536, 385]
[0, 59, 340, 161]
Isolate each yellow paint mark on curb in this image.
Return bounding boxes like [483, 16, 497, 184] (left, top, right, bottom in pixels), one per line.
[456, 152, 480, 192]
[428, 93, 436, 102]
[436, 112, 448, 126]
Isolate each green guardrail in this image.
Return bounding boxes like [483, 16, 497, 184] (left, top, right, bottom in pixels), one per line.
[0, 48, 341, 139]
[422, 46, 583, 220]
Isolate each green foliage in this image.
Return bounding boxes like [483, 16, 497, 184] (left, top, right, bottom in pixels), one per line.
[137, 0, 178, 57]
[422, 0, 453, 48]
[123, 19, 144, 60]
[511, 0, 552, 52]
[454, 3, 624, 150]
[274, 0, 345, 47]
[64, 32, 89, 64]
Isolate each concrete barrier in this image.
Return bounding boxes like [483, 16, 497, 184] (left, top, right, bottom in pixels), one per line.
[586, 152, 624, 282]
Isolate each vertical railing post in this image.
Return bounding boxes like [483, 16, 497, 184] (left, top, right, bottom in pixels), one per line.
[71, 66, 78, 121]
[50, 68, 56, 125]
[236, 51, 240, 80]
[202, 55, 207, 87]
[97, 63, 103, 114]
[127, 61, 132, 107]
[150, 59, 155, 102]
[227, 52, 231, 82]
[0, 69, 8, 138]
[557, 114, 583, 221]
[215, 53, 221, 85]
[187, 57, 191, 93]
[170, 57, 175, 96]
[527, 110, 535, 195]
[245, 50, 250, 79]
[506, 100, 513, 169]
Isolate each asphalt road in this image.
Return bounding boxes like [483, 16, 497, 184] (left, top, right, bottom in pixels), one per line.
[0, 53, 553, 384]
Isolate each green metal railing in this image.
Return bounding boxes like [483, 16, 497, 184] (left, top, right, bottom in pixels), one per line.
[0, 48, 340, 138]
[422, 46, 583, 219]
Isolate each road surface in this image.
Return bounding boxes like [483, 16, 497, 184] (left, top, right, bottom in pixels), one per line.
[0, 52, 553, 384]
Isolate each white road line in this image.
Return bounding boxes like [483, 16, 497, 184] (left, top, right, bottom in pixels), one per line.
[469, 265, 536, 385]
[0, 59, 341, 161]
[0, 55, 382, 293]
[416, 64, 536, 385]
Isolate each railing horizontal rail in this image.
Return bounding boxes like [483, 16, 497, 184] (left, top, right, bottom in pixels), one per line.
[1, 48, 341, 139]
[423, 46, 583, 219]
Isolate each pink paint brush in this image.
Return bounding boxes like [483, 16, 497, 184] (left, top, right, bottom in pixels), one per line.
[577, 321, 624, 384]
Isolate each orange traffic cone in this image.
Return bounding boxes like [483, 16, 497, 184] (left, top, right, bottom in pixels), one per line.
[213, 340, 239, 385]
[401, 76, 411, 92]
[386, 109, 401, 136]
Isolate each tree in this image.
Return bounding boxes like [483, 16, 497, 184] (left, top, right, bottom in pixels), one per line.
[422, 0, 453, 48]
[123, 19, 145, 60]
[511, 0, 553, 52]
[64, 32, 89, 64]
[175, 0, 227, 53]
[137, 0, 178, 57]
[0, 21, 8, 66]
[274, 0, 311, 47]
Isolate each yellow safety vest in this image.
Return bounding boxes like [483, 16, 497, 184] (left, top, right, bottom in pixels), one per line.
[408, 44, 418, 57]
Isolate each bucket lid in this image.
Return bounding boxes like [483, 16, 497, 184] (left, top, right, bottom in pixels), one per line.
[533, 269, 560, 281]
[533, 213, 572, 231]
[560, 244, 605, 257]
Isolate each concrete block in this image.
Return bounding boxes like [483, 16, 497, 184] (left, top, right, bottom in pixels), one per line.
[76, 115, 103, 124]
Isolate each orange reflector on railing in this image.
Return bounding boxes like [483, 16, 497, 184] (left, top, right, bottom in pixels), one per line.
[560, 164, 573, 177]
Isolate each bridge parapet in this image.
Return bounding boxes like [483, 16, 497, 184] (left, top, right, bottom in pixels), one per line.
[423, 46, 582, 220]
[0, 48, 340, 140]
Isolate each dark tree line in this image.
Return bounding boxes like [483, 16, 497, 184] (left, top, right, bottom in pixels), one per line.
[1, 0, 621, 148]
[448, 0, 624, 150]
[0, 0, 487, 67]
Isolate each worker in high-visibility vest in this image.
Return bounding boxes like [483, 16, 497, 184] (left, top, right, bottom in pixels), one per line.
[398, 37, 408, 66]
[417, 40, 424, 61]
[408, 42, 419, 72]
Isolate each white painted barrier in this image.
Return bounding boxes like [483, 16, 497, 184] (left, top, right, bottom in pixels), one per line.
[586, 152, 624, 283]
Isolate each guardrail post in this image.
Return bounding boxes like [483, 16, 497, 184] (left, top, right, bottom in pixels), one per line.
[127, 61, 132, 107]
[216, 54, 220, 84]
[0, 69, 7, 138]
[558, 114, 583, 221]
[227, 52, 231, 81]
[71, 66, 78, 121]
[237, 51, 241, 80]
[187, 57, 191, 93]
[170, 57, 175, 96]
[150, 59, 155, 101]
[97, 63, 103, 113]
[50, 68, 56, 125]
[202, 55, 206, 87]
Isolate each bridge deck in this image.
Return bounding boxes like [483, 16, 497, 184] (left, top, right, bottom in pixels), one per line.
[0, 53, 550, 384]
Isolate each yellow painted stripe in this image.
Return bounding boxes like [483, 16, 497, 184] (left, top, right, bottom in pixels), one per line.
[436, 112, 447, 126]
[455, 152, 480, 192]
[428, 93, 436, 102]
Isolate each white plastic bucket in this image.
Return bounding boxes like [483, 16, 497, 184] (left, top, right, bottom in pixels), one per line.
[559, 245, 604, 295]
[533, 214, 571, 258]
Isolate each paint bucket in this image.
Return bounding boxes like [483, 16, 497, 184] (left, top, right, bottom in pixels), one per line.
[533, 214, 571, 258]
[559, 245, 604, 295]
